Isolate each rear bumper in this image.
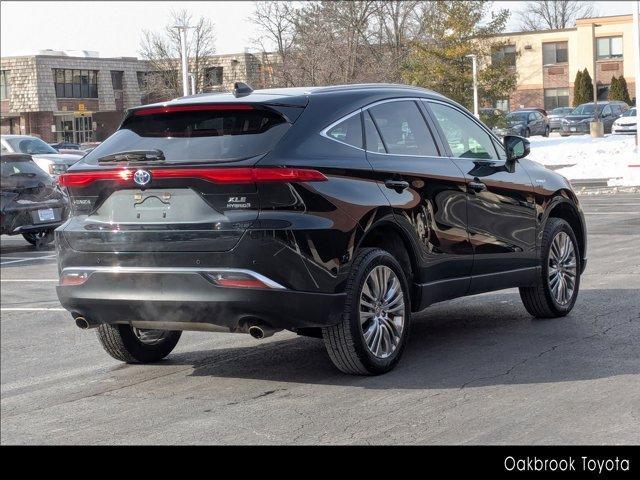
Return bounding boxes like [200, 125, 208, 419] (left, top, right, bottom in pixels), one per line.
[56, 267, 346, 332]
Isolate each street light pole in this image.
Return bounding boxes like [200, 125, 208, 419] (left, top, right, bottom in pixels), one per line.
[466, 54, 479, 118]
[174, 25, 191, 97]
[633, 1, 640, 147]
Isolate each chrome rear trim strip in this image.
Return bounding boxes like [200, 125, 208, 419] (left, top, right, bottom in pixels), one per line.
[61, 266, 286, 290]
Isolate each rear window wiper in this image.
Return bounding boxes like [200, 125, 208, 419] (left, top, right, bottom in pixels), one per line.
[97, 149, 165, 164]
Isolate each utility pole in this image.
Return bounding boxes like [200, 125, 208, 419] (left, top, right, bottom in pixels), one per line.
[633, 1, 640, 146]
[466, 54, 479, 118]
[174, 25, 191, 97]
[590, 22, 603, 137]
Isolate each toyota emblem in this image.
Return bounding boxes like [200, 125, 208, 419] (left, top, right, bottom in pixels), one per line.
[133, 169, 152, 187]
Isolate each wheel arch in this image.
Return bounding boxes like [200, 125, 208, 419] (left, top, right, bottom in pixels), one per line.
[544, 191, 586, 270]
[356, 218, 421, 310]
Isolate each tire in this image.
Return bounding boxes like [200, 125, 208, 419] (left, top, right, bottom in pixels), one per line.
[524, 128, 530, 138]
[22, 229, 54, 248]
[519, 218, 581, 318]
[322, 248, 411, 375]
[96, 323, 182, 363]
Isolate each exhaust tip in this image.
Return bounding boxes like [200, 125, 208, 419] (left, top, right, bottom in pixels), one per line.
[248, 325, 265, 339]
[75, 316, 90, 329]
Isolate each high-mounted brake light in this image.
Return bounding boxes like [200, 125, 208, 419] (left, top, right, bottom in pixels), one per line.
[132, 104, 254, 116]
[58, 168, 327, 188]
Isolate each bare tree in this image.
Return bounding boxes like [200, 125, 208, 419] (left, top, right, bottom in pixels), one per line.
[517, 0, 596, 31]
[139, 9, 216, 101]
[248, 1, 297, 86]
[249, 1, 435, 87]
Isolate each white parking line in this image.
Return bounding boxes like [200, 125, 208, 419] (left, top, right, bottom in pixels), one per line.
[0, 255, 56, 265]
[1, 279, 58, 282]
[1, 307, 65, 311]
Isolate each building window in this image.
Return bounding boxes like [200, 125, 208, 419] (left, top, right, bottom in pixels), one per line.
[204, 66, 224, 87]
[491, 45, 516, 67]
[544, 87, 570, 110]
[0, 70, 9, 100]
[596, 36, 623, 60]
[53, 69, 99, 99]
[111, 71, 124, 90]
[597, 84, 610, 100]
[494, 99, 509, 112]
[542, 42, 568, 65]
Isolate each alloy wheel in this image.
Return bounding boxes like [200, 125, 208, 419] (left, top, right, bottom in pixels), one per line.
[548, 231, 577, 305]
[359, 266, 405, 358]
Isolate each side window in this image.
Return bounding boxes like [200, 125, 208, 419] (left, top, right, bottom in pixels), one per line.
[428, 102, 499, 160]
[326, 113, 363, 149]
[529, 113, 536, 122]
[492, 138, 507, 161]
[364, 111, 386, 153]
[367, 100, 439, 156]
[602, 105, 612, 117]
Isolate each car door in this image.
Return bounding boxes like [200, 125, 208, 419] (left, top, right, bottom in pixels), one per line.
[601, 104, 614, 132]
[363, 99, 473, 307]
[528, 112, 540, 135]
[423, 100, 538, 294]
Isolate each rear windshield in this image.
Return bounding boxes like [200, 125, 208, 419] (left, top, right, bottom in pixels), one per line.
[1, 158, 48, 179]
[5, 137, 58, 155]
[80, 105, 291, 164]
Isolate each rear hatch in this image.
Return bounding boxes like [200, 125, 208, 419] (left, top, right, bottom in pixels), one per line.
[60, 102, 304, 252]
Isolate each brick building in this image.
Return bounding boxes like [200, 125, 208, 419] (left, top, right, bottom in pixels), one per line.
[488, 14, 637, 111]
[0, 50, 272, 143]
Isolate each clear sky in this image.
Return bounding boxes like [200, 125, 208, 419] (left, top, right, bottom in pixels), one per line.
[1, 1, 636, 58]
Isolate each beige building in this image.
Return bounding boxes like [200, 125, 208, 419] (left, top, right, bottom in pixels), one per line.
[489, 14, 636, 111]
[1, 50, 273, 143]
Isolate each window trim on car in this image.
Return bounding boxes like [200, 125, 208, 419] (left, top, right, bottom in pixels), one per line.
[422, 99, 507, 162]
[320, 97, 444, 158]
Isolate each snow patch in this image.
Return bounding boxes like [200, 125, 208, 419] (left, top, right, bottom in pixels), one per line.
[526, 134, 639, 186]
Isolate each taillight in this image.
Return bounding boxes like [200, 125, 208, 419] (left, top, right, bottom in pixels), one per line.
[59, 168, 327, 188]
[132, 104, 254, 116]
[60, 272, 89, 286]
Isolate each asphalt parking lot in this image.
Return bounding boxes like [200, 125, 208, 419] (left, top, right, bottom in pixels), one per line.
[1, 193, 639, 445]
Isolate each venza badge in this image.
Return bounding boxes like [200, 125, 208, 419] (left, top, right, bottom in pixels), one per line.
[133, 169, 152, 186]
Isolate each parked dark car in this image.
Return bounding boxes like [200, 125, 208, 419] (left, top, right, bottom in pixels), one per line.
[55, 84, 587, 375]
[494, 109, 550, 137]
[1, 154, 69, 247]
[547, 107, 574, 131]
[560, 101, 629, 135]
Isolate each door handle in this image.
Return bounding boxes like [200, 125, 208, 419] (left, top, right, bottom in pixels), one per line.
[384, 179, 410, 193]
[468, 180, 487, 192]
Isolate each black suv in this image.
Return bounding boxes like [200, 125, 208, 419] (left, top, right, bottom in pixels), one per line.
[56, 84, 587, 375]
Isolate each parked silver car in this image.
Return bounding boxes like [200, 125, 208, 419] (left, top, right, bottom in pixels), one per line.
[1, 135, 83, 177]
[547, 107, 574, 131]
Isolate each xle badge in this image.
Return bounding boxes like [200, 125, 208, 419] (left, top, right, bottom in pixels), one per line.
[227, 196, 251, 209]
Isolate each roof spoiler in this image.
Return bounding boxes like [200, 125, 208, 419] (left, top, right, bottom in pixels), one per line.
[233, 82, 253, 98]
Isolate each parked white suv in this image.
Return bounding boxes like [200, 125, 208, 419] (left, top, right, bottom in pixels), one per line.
[1, 135, 83, 177]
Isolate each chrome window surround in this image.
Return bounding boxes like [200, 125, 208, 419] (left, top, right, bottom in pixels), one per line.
[60, 266, 286, 289]
[319, 97, 507, 160]
[320, 97, 442, 157]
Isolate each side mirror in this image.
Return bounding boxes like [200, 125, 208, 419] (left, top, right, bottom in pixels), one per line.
[504, 135, 530, 162]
